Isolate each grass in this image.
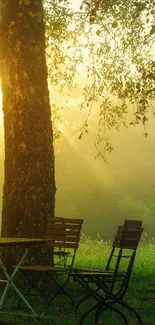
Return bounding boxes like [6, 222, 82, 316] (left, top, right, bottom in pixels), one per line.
[0, 234, 155, 325]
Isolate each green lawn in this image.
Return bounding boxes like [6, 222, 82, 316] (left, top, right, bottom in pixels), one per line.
[0, 235, 155, 325]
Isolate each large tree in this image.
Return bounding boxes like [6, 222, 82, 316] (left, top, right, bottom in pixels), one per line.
[0, 0, 55, 266]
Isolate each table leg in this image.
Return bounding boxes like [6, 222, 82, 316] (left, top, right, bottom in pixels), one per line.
[0, 248, 38, 317]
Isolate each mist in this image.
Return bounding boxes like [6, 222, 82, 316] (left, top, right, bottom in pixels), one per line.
[1, 103, 155, 239]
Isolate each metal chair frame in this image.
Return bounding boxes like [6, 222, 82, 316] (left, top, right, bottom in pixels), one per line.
[71, 220, 143, 325]
[18, 216, 84, 311]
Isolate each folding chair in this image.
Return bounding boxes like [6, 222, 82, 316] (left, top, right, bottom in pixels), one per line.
[73, 220, 142, 274]
[18, 216, 84, 311]
[71, 220, 143, 325]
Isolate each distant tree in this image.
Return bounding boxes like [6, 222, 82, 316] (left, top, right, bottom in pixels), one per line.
[0, 0, 55, 268]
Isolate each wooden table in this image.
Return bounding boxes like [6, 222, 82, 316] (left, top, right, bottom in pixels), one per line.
[0, 237, 51, 318]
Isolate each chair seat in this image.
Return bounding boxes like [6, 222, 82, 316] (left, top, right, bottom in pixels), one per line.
[72, 267, 102, 273]
[72, 268, 126, 276]
[19, 265, 69, 272]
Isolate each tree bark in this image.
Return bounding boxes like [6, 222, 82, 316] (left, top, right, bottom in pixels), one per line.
[0, 0, 55, 269]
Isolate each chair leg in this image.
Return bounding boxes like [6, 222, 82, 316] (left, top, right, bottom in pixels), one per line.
[45, 272, 74, 311]
[95, 302, 130, 325]
[21, 272, 48, 298]
[18, 272, 49, 308]
[74, 285, 101, 313]
[74, 293, 92, 313]
[117, 299, 143, 325]
[94, 304, 107, 325]
[79, 302, 100, 325]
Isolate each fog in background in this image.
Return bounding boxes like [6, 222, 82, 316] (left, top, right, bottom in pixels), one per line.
[0, 101, 155, 239]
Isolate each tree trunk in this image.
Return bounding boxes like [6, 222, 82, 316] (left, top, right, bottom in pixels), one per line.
[0, 0, 55, 269]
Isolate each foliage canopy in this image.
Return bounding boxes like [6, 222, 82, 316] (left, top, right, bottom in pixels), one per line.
[42, 0, 155, 159]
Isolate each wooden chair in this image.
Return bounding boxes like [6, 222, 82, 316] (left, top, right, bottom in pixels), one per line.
[18, 216, 84, 310]
[71, 220, 143, 325]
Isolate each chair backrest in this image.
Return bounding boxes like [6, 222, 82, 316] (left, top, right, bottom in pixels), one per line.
[105, 220, 143, 295]
[124, 219, 142, 230]
[106, 219, 143, 269]
[44, 216, 84, 267]
[112, 225, 143, 249]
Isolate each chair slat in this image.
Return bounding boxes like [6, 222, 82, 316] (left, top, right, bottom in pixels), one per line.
[121, 239, 140, 248]
[45, 235, 80, 242]
[124, 220, 142, 229]
[49, 216, 84, 224]
[115, 230, 141, 241]
[113, 226, 143, 249]
[46, 229, 80, 236]
[43, 217, 84, 249]
[123, 229, 142, 237]
[44, 217, 84, 249]
[117, 226, 124, 233]
[47, 223, 82, 230]
[44, 241, 79, 249]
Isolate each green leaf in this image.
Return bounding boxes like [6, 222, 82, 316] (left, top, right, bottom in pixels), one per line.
[147, 73, 155, 80]
[142, 116, 148, 124]
[139, 99, 145, 104]
[83, 0, 90, 7]
[150, 25, 155, 35]
[96, 30, 101, 35]
[135, 115, 141, 120]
